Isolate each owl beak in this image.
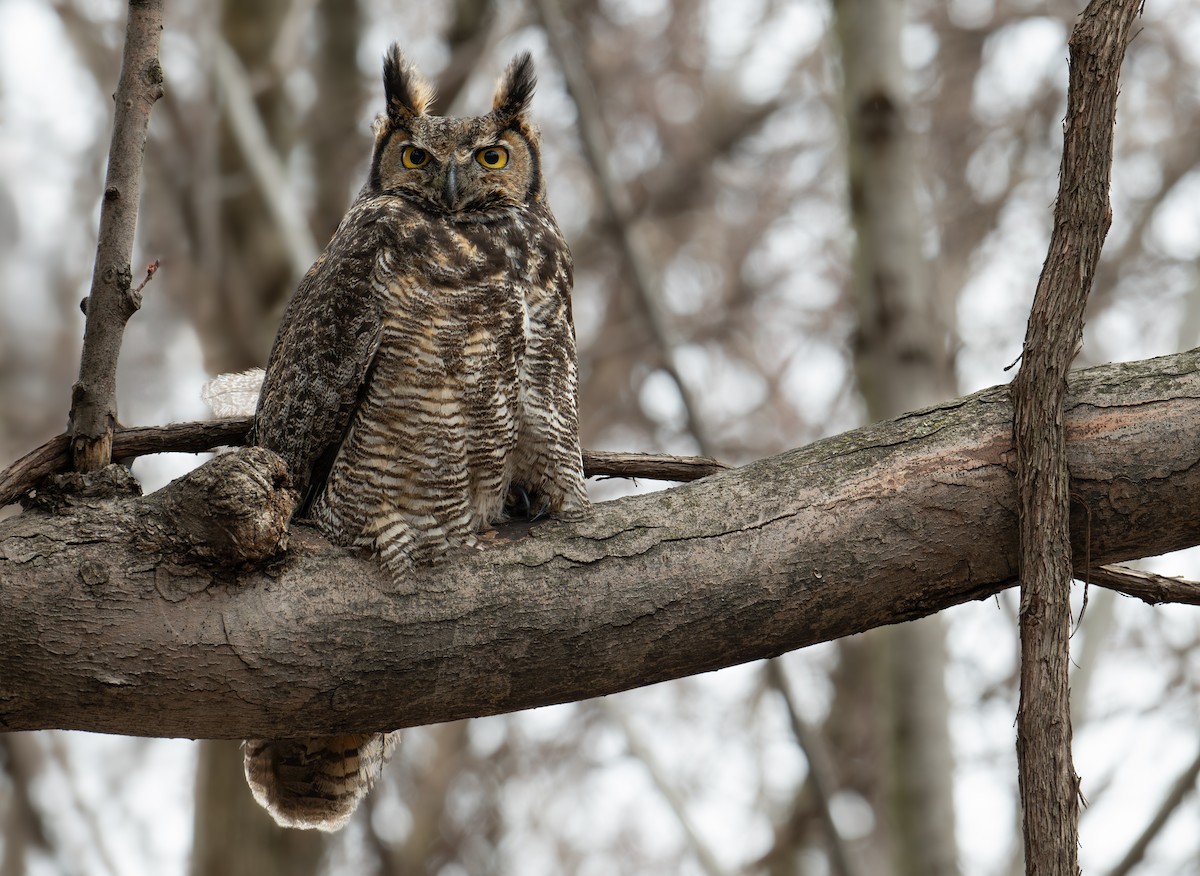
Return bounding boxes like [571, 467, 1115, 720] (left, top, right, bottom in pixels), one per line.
[442, 165, 460, 209]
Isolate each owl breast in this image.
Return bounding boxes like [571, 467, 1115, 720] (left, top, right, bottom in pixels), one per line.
[311, 202, 567, 572]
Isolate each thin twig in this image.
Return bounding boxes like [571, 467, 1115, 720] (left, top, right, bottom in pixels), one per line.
[68, 0, 165, 473]
[597, 699, 731, 876]
[1067, 588, 1115, 730]
[0, 419, 727, 507]
[1077, 565, 1200, 607]
[764, 660, 865, 876]
[1106, 745, 1200, 876]
[268, 0, 320, 76]
[45, 733, 121, 876]
[130, 258, 160, 297]
[212, 36, 320, 279]
[530, 0, 716, 456]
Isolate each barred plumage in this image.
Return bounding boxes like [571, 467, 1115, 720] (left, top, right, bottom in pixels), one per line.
[245, 46, 589, 831]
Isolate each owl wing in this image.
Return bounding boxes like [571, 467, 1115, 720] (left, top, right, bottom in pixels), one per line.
[506, 203, 590, 519]
[252, 200, 389, 515]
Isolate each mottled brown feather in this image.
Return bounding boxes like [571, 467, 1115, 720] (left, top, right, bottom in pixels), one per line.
[245, 45, 589, 830]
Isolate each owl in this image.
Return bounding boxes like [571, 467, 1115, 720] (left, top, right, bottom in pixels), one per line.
[243, 46, 590, 831]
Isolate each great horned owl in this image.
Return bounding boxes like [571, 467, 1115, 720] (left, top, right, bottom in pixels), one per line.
[244, 46, 590, 831]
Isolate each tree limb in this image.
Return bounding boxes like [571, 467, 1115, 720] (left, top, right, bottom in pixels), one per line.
[211, 35, 320, 279]
[0, 419, 729, 508]
[1011, 4, 1141, 873]
[2, 350, 1200, 739]
[67, 0, 164, 473]
[531, 0, 716, 456]
[1106, 744, 1200, 876]
[1077, 565, 1200, 607]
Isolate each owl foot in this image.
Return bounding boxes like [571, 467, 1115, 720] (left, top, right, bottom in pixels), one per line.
[529, 498, 552, 523]
[506, 483, 531, 518]
[505, 484, 552, 522]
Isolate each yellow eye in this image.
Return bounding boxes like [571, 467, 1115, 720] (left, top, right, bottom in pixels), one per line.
[401, 145, 430, 169]
[476, 146, 509, 169]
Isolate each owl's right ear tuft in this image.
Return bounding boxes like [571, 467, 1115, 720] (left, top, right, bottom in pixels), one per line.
[383, 44, 434, 119]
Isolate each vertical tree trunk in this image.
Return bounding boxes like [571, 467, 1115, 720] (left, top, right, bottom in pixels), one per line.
[831, 1, 960, 874]
[193, 0, 299, 373]
[311, 0, 366, 242]
[190, 740, 322, 876]
[189, 3, 356, 870]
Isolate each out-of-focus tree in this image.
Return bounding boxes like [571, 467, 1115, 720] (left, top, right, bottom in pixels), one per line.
[3, 1, 1200, 875]
[182, 3, 327, 872]
[831, 0, 958, 873]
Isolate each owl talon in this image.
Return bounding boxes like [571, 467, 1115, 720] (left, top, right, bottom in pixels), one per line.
[506, 484, 533, 519]
[529, 496, 552, 523]
[505, 485, 555, 522]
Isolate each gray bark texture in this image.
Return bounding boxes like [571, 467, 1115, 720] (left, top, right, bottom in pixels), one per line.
[2, 351, 1199, 739]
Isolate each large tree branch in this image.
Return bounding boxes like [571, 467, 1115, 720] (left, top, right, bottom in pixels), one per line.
[2, 350, 1199, 739]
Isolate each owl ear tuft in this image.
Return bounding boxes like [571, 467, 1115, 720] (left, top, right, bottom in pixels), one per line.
[492, 52, 536, 124]
[383, 45, 435, 119]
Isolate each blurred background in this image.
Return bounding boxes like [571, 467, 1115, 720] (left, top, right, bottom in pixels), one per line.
[2, 0, 1200, 874]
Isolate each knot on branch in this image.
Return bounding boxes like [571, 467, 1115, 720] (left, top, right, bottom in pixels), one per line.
[148, 446, 296, 566]
[144, 58, 164, 90]
[23, 463, 142, 513]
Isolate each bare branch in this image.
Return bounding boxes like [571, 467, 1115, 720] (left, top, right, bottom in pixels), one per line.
[599, 700, 731, 876]
[267, 0, 320, 76]
[1106, 745, 1200, 876]
[0, 419, 728, 508]
[212, 36, 320, 278]
[44, 733, 121, 876]
[1078, 565, 1200, 607]
[68, 0, 165, 472]
[1011, 4, 1142, 872]
[765, 660, 865, 876]
[1068, 588, 1116, 730]
[581, 450, 729, 482]
[3, 351, 1200, 738]
[531, 0, 716, 456]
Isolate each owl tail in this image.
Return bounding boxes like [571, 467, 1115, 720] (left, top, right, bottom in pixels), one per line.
[243, 732, 400, 831]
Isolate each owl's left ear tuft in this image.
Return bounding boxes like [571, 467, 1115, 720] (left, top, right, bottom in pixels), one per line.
[383, 44, 435, 119]
[492, 52, 536, 124]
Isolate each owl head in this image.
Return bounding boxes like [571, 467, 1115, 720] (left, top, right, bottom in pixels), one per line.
[368, 46, 545, 217]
